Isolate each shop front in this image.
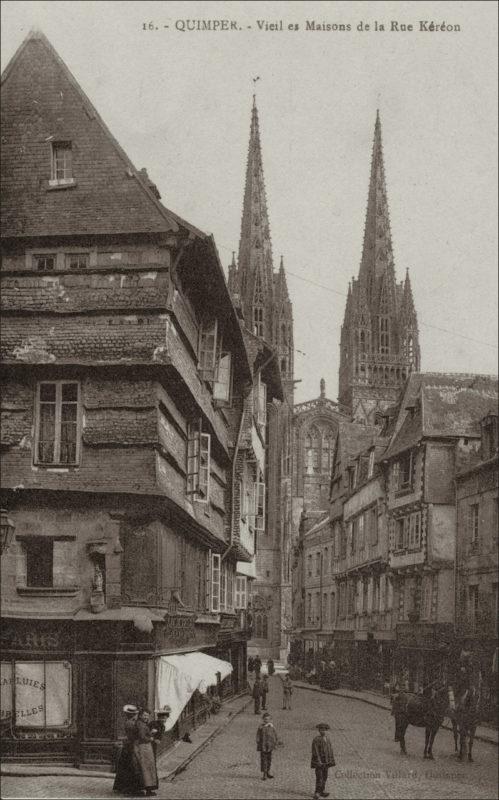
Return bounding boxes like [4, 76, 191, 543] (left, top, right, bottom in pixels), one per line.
[0, 610, 221, 766]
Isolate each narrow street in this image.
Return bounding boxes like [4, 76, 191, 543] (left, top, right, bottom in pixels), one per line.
[3, 677, 497, 799]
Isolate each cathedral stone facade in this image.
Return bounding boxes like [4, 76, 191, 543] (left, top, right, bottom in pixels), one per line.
[338, 111, 420, 426]
[229, 98, 294, 660]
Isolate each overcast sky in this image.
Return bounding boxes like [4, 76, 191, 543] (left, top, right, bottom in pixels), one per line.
[2, 0, 497, 404]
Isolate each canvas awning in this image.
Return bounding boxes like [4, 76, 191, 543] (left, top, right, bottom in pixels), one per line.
[156, 652, 232, 731]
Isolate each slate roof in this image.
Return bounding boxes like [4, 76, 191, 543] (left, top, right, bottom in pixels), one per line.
[0, 30, 201, 239]
[384, 372, 498, 459]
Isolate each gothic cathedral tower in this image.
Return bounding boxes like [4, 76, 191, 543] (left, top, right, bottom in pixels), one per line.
[338, 111, 421, 425]
[229, 96, 294, 660]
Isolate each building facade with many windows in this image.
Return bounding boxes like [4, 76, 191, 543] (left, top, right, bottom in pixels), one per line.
[455, 412, 498, 722]
[0, 31, 255, 765]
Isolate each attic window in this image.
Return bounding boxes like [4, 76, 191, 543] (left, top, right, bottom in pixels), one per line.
[50, 142, 74, 186]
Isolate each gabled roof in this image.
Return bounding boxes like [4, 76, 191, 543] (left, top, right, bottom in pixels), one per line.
[1, 30, 201, 239]
[384, 372, 499, 459]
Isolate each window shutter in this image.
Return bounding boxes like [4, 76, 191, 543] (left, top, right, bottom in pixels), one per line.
[211, 553, 221, 612]
[213, 352, 232, 402]
[254, 482, 265, 532]
[187, 422, 200, 495]
[379, 575, 386, 612]
[205, 550, 211, 611]
[198, 433, 210, 501]
[199, 319, 218, 380]
[257, 378, 267, 427]
[220, 562, 226, 611]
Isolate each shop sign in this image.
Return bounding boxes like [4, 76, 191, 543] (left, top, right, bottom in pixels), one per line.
[1, 662, 71, 728]
[0, 623, 72, 652]
[163, 613, 196, 646]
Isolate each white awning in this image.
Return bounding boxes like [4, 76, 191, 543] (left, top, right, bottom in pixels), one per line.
[156, 652, 232, 731]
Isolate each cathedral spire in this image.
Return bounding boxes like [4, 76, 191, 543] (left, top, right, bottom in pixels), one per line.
[338, 112, 420, 424]
[359, 110, 396, 296]
[237, 96, 274, 340]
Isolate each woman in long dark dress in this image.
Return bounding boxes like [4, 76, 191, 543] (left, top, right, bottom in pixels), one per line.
[133, 709, 159, 797]
[113, 705, 142, 796]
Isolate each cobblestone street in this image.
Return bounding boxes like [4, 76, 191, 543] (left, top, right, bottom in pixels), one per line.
[3, 678, 497, 799]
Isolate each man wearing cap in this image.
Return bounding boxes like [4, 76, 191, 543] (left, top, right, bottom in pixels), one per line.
[256, 712, 278, 780]
[311, 723, 335, 799]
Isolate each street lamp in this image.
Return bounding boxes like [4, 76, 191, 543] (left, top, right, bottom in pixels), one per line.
[0, 509, 15, 555]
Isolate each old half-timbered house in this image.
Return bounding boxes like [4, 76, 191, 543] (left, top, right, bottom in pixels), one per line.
[0, 30, 253, 767]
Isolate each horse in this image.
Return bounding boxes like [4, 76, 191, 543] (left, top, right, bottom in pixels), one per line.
[454, 684, 482, 762]
[392, 683, 453, 759]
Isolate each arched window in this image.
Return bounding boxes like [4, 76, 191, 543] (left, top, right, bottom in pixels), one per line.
[321, 431, 334, 473]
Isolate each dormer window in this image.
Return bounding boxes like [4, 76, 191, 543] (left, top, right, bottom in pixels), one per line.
[50, 142, 73, 186]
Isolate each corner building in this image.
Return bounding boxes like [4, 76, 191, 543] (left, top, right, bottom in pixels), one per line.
[1, 31, 254, 766]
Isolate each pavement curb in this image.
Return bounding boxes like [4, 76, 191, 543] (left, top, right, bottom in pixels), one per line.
[294, 682, 498, 746]
[0, 693, 253, 781]
[161, 694, 253, 781]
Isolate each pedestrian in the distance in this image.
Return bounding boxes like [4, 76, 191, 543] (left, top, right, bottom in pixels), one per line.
[267, 658, 275, 676]
[248, 656, 255, 673]
[261, 674, 269, 710]
[256, 712, 278, 780]
[311, 723, 335, 800]
[282, 674, 293, 710]
[254, 654, 262, 677]
[252, 675, 263, 714]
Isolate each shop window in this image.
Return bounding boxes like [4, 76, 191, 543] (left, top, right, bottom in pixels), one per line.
[187, 420, 210, 502]
[35, 381, 80, 465]
[1, 661, 71, 728]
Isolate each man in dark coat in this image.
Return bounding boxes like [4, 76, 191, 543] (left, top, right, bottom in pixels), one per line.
[267, 658, 275, 676]
[311, 723, 335, 799]
[256, 712, 278, 780]
[254, 655, 262, 677]
[252, 676, 263, 714]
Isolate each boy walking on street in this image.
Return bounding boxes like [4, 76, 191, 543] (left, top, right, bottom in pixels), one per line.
[282, 674, 293, 709]
[311, 723, 335, 799]
[256, 712, 278, 780]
